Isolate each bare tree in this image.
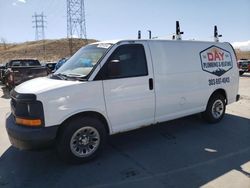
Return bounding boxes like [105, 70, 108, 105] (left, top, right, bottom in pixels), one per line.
[0, 38, 7, 50]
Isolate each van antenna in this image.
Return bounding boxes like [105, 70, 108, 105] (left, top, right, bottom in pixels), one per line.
[148, 30, 152, 39]
[175, 21, 184, 40]
[214, 25, 222, 42]
[138, 30, 141, 39]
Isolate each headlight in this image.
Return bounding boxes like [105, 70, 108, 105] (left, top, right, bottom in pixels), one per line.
[11, 90, 45, 127]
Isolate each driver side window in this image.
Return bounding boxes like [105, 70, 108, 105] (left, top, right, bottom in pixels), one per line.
[95, 44, 148, 80]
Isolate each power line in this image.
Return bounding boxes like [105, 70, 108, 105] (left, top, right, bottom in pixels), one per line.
[32, 12, 46, 41]
[67, 0, 87, 55]
[32, 12, 47, 60]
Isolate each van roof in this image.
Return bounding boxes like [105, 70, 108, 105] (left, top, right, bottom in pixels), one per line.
[92, 39, 230, 45]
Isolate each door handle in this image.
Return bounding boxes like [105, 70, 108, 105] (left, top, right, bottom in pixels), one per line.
[149, 78, 153, 90]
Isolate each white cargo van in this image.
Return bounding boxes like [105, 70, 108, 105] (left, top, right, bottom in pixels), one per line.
[6, 39, 239, 163]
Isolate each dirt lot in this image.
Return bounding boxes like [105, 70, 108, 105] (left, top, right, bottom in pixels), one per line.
[0, 74, 250, 188]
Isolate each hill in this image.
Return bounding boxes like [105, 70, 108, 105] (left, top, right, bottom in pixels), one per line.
[0, 39, 250, 64]
[235, 50, 250, 60]
[0, 38, 97, 64]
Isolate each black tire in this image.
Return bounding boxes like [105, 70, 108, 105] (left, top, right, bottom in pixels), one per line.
[202, 94, 226, 123]
[239, 71, 244, 76]
[56, 116, 107, 164]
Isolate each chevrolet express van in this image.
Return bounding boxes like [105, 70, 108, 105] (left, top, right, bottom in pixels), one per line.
[6, 39, 239, 163]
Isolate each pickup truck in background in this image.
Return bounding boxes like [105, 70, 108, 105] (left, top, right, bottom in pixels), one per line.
[4, 59, 48, 89]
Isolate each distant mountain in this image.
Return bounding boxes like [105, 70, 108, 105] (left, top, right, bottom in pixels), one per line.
[236, 50, 250, 60]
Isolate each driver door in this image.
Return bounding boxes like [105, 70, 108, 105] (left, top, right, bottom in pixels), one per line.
[96, 42, 155, 133]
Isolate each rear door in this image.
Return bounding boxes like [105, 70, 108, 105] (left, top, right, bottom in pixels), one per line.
[96, 42, 155, 133]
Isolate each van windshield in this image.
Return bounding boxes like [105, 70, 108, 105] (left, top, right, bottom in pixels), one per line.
[55, 43, 112, 79]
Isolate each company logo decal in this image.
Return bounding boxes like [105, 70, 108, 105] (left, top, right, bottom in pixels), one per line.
[200, 46, 233, 77]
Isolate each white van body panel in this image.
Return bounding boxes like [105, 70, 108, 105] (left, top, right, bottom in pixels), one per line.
[15, 77, 110, 130]
[13, 39, 239, 135]
[15, 77, 80, 94]
[147, 40, 239, 123]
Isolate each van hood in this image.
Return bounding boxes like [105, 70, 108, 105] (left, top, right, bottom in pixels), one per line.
[15, 77, 81, 94]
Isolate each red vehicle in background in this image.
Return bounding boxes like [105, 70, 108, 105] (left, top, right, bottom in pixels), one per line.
[4, 59, 48, 89]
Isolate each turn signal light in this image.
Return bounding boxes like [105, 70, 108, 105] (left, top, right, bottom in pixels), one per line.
[16, 117, 42, 127]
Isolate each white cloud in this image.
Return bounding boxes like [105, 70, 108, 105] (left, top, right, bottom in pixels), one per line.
[12, 0, 26, 6]
[71, 35, 80, 38]
[17, 0, 26, 3]
[232, 40, 250, 51]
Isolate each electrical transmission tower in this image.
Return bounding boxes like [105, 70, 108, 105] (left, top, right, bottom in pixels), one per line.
[32, 12, 46, 60]
[67, 0, 87, 55]
[32, 12, 46, 41]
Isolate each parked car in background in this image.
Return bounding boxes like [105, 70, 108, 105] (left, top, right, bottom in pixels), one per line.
[45, 62, 57, 74]
[0, 62, 10, 84]
[0, 63, 6, 83]
[238, 59, 250, 76]
[54, 58, 68, 71]
[4, 59, 48, 89]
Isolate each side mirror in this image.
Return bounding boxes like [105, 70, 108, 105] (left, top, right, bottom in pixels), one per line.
[108, 59, 121, 77]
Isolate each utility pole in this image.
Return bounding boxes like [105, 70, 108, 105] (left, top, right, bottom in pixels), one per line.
[67, 0, 87, 56]
[32, 12, 47, 60]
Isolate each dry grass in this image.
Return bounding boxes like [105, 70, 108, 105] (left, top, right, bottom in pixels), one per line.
[235, 50, 250, 60]
[0, 38, 97, 64]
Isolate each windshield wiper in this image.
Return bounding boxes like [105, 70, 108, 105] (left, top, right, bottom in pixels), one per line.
[63, 73, 87, 81]
[60, 73, 87, 81]
[64, 73, 85, 77]
[52, 73, 68, 80]
[52, 73, 87, 81]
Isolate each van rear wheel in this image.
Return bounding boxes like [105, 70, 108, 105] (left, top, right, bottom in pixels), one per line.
[202, 94, 226, 123]
[56, 117, 107, 164]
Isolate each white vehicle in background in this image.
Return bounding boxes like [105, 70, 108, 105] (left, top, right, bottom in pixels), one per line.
[6, 39, 239, 163]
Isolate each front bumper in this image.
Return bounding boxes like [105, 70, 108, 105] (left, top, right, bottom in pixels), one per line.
[5, 114, 59, 150]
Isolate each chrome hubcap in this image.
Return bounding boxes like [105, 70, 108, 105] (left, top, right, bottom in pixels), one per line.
[212, 100, 224, 119]
[70, 126, 100, 158]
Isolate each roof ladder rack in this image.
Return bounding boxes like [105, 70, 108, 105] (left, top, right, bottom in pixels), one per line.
[174, 21, 184, 40]
[148, 30, 152, 39]
[214, 25, 222, 42]
[138, 30, 141, 39]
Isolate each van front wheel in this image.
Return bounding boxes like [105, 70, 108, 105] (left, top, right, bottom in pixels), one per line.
[56, 117, 107, 164]
[202, 94, 226, 123]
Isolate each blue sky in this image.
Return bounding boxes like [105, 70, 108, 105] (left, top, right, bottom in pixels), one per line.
[0, 0, 250, 45]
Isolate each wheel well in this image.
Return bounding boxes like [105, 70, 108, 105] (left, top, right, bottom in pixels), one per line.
[59, 111, 110, 135]
[210, 89, 227, 105]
